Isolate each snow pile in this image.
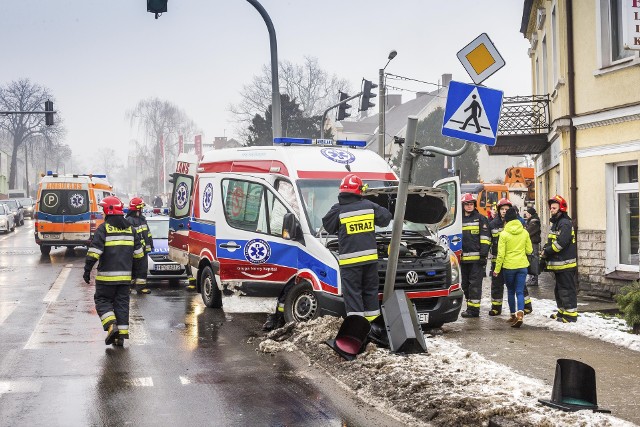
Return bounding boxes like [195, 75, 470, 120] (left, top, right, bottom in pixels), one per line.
[259, 316, 634, 427]
[220, 295, 274, 313]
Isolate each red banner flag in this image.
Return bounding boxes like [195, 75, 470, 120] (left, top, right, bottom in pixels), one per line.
[195, 135, 202, 157]
[178, 135, 184, 154]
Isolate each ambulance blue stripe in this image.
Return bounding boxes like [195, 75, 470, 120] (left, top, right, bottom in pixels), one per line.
[189, 220, 216, 235]
[299, 248, 338, 289]
[35, 212, 91, 221]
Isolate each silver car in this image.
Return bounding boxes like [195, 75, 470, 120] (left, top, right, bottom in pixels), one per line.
[0, 203, 16, 233]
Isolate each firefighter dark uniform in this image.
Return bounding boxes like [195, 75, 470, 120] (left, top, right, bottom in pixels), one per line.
[126, 197, 154, 294]
[460, 194, 491, 317]
[84, 196, 145, 346]
[322, 174, 392, 319]
[543, 195, 578, 323]
[488, 199, 533, 316]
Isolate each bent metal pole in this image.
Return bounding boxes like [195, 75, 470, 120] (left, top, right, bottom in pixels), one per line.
[383, 116, 418, 303]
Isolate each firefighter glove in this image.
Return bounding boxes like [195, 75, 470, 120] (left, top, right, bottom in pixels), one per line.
[83, 270, 91, 284]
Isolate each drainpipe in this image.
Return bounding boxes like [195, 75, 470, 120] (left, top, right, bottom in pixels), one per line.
[567, 0, 577, 227]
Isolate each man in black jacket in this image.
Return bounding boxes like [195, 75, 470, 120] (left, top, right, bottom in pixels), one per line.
[524, 206, 542, 286]
[542, 195, 578, 323]
[84, 196, 145, 346]
[460, 193, 491, 318]
[322, 174, 392, 320]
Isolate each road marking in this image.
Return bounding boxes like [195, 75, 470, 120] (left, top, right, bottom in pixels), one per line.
[0, 302, 19, 326]
[179, 376, 191, 385]
[43, 265, 72, 303]
[0, 379, 42, 394]
[125, 377, 153, 387]
[129, 298, 150, 346]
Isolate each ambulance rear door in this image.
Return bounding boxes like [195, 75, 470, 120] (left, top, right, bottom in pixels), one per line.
[169, 154, 198, 266]
[433, 176, 462, 259]
[213, 173, 300, 287]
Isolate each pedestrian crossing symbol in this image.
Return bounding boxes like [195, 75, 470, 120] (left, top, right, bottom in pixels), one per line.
[441, 80, 503, 146]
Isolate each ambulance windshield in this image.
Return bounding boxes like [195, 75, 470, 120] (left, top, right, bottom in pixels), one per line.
[297, 179, 394, 235]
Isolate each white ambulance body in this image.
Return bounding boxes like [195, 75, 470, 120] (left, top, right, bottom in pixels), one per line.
[168, 138, 463, 327]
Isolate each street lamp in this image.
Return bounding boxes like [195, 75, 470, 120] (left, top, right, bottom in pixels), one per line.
[378, 50, 397, 158]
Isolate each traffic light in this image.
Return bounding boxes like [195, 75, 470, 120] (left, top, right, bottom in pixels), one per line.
[44, 100, 54, 126]
[337, 92, 351, 121]
[147, 0, 167, 18]
[359, 79, 378, 112]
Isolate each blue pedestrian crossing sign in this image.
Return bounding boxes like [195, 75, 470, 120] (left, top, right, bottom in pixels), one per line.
[441, 80, 503, 146]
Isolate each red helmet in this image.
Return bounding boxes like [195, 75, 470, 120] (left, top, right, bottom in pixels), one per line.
[339, 174, 365, 195]
[497, 198, 512, 209]
[460, 193, 476, 205]
[129, 197, 145, 211]
[548, 195, 568, 212]
[99, 196, 125, 216]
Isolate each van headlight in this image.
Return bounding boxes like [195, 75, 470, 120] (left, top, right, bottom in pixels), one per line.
[450, 252, 460, 284]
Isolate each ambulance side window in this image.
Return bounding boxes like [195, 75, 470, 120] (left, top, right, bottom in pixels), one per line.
[267, 192, 289, 237]
[275, 180, 300, 218]
[222, 179, 266, 232]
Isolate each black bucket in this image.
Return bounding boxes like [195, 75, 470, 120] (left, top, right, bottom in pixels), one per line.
[325, 315, 371, 361]
[539, 359, 610, 413]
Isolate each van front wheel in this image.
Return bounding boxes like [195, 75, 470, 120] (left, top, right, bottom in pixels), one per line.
[200, 265, 222, 308]
[284, 281, 319, 323]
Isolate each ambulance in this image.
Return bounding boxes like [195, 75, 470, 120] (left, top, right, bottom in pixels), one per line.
[34, 172, 115, 255]
[168, 137, 463, 328]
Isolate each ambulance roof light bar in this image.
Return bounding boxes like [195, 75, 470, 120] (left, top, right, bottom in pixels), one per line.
[273, 137, 366, 148]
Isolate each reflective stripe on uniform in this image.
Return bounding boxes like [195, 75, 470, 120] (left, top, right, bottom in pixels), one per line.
[87, 252, 100, 259]
[491, 300, 502, 306]
[552, 241, 563, 252]
[97, 275, 132, 282]
[467, 301, 481, 307]
[339, 209, 374, 219]
[346, 311, 365, 316]
[547, 259, 577, 270]
[338, 249, 378, 265]
[105, 240, 134, 247]
[106, 235, 133, 241]
[88, 247, 103, 256]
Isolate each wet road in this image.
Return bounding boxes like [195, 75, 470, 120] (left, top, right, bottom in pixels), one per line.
[0, 221, 397, 427]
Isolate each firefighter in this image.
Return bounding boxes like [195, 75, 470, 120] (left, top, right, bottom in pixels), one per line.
[126, 197, 154, 294]
[488, 198, 534, 316]
[83, 196, 145, 346]
[542, 195, 578, 323]
[322, 174, 392, 321]
[459, 193, 491, 318]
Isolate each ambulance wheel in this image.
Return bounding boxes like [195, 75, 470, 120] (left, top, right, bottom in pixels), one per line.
[200, 265, 222, 308]
[284, 282, 319, 323]
[40, 245, 51, 255]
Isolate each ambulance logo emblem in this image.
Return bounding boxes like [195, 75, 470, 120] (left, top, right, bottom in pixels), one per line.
[244, 239, 271, 264]
[176, 182, 189, 210]
[69, 193, 84, 209]
[321, 148, 355, 165]
[203, 183, 213, 213]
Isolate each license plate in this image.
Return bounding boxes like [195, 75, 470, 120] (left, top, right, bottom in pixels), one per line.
[42, 233, 61, 239]
[155, 264, 181, 271]
[417, 313, 429, 323]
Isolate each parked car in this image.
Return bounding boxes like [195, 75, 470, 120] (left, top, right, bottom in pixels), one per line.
[18, 197, 35, 219]
[0, 203, 16, 233]
[4, 199, 24, 226]
[146, 214, 187, 283]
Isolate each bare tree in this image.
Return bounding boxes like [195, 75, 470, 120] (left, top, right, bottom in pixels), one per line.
[229, 56, 350, 141]
[126, 98, 200, 195]
[0, 79, 65, 188]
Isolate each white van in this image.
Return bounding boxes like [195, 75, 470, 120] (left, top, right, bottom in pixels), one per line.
[168, 138, 463, 328]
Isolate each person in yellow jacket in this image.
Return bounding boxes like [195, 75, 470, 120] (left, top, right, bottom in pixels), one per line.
[493, 207, 532, 328]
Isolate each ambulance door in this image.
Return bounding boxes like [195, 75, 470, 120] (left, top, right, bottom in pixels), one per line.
[169, 155, 198, 265]
[214, 174, 299, 286]
[434, 176, 462, 259]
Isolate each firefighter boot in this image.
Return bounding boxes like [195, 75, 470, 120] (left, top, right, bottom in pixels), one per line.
[105, 323, 119, 345]
[461, 303, 480, 318]
[488, 301, 502, 316]
[262, 312, 285, 331]
[523, 298, 533, 315]
[113, 338, 124, 347]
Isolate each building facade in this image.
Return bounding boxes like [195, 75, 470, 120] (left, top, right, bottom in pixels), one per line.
[502, 0, 640, 297]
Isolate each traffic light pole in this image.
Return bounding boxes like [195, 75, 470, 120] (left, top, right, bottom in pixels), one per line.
[378, 68, 385, 158]
[320, 92, 362, 139]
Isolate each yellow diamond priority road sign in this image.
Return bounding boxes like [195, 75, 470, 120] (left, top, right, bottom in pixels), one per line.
[457, 33, 505, 85]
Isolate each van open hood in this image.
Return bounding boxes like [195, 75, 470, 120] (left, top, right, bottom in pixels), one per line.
[362, 186, 448, 225]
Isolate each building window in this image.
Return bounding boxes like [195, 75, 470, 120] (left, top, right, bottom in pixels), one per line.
[615, 163, 639, 268]
[542, 35, 548, 94]
[535, 58, 540, 95]
[598, 0, 636, 67]
[551, 5, 559, 85]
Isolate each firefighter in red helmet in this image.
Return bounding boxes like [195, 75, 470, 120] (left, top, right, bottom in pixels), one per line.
[543, 195, 578, 323]
[459, 193, 491, 317]
[126, 197, 154, 294]
[488, 198, 533, 316]
[84, 196, 144, 346]
[322, 174, 392, 322]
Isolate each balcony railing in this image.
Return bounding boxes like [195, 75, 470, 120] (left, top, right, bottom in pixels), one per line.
[489, 95, 550, 155]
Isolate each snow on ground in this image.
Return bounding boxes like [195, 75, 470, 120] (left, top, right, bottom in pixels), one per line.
[219, 295, 274, 313]
[471, 293, 640, 353]
[258, 317, 635, 427]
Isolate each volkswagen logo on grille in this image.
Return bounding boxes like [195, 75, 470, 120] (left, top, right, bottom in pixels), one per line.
[406, 271, 419, 285]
